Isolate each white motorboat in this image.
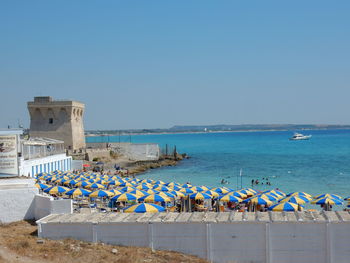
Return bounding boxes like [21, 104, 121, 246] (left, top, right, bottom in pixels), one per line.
[289, 132, 312, 140]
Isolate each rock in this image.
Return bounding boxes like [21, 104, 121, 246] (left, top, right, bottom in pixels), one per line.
[111, 248, 118, 254]
[36, 239, 45, 244]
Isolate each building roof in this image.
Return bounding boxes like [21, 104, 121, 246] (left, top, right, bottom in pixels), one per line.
[0, 129, 23, 136]
[37, 211, 350, 224]
[22, 137, 64, 146]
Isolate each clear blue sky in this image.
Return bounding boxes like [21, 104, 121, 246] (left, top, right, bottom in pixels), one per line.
[1, 1, 349, 130]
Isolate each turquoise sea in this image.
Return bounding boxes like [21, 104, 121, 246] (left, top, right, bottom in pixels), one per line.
[87, 129, 350, 198]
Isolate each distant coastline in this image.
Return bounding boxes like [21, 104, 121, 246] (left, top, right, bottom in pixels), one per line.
[85, 124, 350, 137]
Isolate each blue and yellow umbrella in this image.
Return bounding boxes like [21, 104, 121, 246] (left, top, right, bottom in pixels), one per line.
[75, 181, 90, 187]
[123, 203, 165, 213]
[87, 183, 105, 189]
[44, 186, 69, 195]
[268, 202, 302, 211]
[203, 190, 220, 198]
[153, 185, 171, 192]
[218, 194, 242, 203]
[311, 197, 343, 205]
[180, 188, 196, 194]
[89, 190, 113, 198]
[128, 190, 149, 197]
[313, 194, 342, 200]
[111, 193, 138, 202]
[279, 195, 310, 205]
[139, 194, 171, 203]
[66, 188, 91, 197]
[35, 183, 49, 190]
[189, 192, 212, 200]
[244, 196, 273, 205]
[119, 186, 137, 192]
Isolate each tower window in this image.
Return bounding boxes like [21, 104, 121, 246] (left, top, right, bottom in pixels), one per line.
[49, 118, 53, 124]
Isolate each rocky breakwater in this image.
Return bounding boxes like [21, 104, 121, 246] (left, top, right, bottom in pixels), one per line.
[126, 153, 189, 175]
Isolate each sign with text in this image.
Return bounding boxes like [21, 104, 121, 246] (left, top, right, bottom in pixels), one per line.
[0, 135, 18, 176]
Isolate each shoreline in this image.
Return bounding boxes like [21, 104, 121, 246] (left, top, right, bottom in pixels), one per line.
[85, 153, 188, 177]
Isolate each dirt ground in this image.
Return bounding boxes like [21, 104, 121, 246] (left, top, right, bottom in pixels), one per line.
[0, 221, 207, 263]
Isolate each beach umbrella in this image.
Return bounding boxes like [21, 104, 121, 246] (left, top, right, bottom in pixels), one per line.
[76, 181, 90, 188]
[108, 180, 124, 186]
[111, 193, 138, 202]
[83, 164, 90, 168]
[158, 192, 176, 199]
[35, 183, 49, 190]
[256, 194, 278, 202]
[168, 185, 181, 191]
[87, 183, 105, 189]
[244, 196, 273, 205]
[154, 180, 166, 185]
[179, 188, 196, 194]
[144, 189, 159, 195]
[269, 190, 286, 197]
[109, 189, 124, 196]
[95, 179, 108, 185]
[229, 191, 247, 199]
[139, 194, 171, 203]
[311, 197, 343, 205]
[189, 192, 212, 200]
[153, 185, 171, 192]
[136, 184, 153, 190]
[141, 179, 154, 184]
[118, 182, 134, 187]
[218, 194, 242, 203]
[203, 190, 220, 198]
[190, 186, 208, 192]
[344, 196, 350, 201]
[313, 194, 342, 200]
[63, 179, 79, 186]
[44, 186, 69, 195]
[119, 186, 137, 192]
[239, 189, 256, 196]
[166, 182, 180, 187]
[123, 203, 165, 213]
[66, 188, 91, 197]
[89, 190, 113, 198]
[212, 187, 230, 194]
[128, 190, 149, 197]
[279, 195, 310, 205]
[168, 190, 186, 198]
[181, 183, 193, 188]
[268, 202, 302, 212]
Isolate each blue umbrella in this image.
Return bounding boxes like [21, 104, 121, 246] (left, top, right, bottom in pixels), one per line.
[123, 203, 165, 213]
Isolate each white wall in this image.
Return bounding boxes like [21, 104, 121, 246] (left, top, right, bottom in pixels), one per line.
[19, 154, 72, 177]
[0, 178, 38, 223]
[34, 195, 73, 220]
[38, 219, 350, 263]
[112, 143, 160, 161]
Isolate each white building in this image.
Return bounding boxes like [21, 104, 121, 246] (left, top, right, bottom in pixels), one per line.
[0, 129, 72, 178]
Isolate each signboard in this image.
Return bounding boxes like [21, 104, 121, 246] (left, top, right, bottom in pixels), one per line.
[0, 135, 18, 176]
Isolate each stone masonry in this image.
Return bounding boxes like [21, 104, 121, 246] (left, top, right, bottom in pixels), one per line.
[28, 96, 86, 150]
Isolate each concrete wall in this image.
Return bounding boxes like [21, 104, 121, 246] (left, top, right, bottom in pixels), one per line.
[37, 213, 350, 263]
[0, 178, 38, 223]
[19, 154, 72, 177]
[85, 148, 111, 161]
[111, 143, 160, 161]
[34, 195, 73, 220]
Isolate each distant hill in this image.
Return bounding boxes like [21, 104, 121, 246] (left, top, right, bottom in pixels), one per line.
[86, 124, 350, 135]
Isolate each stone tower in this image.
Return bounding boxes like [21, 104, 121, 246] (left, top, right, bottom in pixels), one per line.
[28, 96, 86, 150]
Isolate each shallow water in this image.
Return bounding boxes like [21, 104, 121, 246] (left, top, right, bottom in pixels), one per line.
[87, 129, 350, 198]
